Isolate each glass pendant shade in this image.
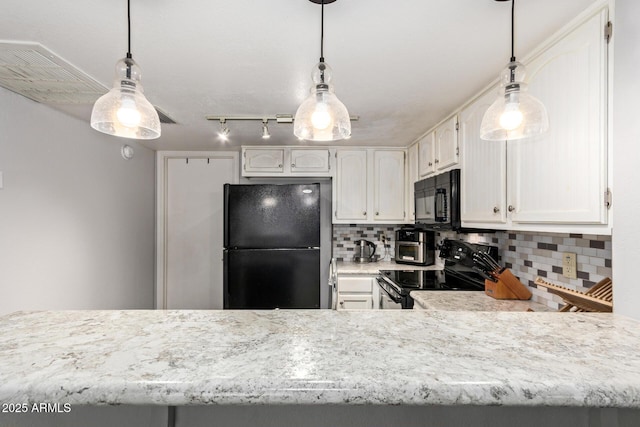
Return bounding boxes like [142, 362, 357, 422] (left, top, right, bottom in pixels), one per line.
[480, 61, 549, 141]
[91, 57, 161, 140]
[294, 62, 351, 141]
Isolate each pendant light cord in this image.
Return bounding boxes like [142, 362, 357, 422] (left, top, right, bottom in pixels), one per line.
[510, 0, 515, 62]
[319, 0, 325, 63]
[127, 0, 132, 59]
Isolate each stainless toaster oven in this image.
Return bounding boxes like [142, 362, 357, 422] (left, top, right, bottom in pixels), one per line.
[394, 229, 435, 266]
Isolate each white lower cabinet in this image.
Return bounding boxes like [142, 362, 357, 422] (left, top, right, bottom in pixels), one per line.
[336, 275, 379, 310]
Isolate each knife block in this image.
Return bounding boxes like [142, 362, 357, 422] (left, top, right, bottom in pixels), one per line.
[485, 269, 532, 300]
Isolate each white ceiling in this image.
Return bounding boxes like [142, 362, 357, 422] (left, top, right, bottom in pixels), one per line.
[0, 0, 596, 151]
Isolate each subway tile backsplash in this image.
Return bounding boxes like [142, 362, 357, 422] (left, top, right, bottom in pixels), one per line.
[332, 224, 396, 262]
[332, 225, 612, 310]
[438, 230, 612, 310]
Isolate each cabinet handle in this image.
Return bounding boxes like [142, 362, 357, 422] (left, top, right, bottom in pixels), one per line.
[435, 159, 439, 164]
[493, 206, 500, 213]
[291, 163, 296, 168]
[508, 205, 515, 212]
[339, 301, 344, 306]
[278, 164, 283, 168]
[375, 212, 379, 216]
[363, 211, 367, 216]
[428, 162, 433, 166]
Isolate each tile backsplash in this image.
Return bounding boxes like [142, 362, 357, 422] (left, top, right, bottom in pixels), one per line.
[439, 231, 612, 310]
[332, 224, 396, 262]
[332, 225, 612, 310]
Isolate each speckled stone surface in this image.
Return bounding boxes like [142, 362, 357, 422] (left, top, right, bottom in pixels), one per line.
[1, 310, 639, 407]
[411, 291, 555, 312]
[336, 260, 441, 274]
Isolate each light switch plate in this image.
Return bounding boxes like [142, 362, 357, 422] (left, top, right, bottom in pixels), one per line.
[562, 252, 577, 279]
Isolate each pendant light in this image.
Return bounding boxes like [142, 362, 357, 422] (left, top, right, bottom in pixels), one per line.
[480, 0, 548, 141]
[294, 0, 351, 142]
[91, 0, 161, 140]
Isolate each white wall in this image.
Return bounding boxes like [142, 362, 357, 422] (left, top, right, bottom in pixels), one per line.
[612, 0, 640, 320]
[0, 87, 155, 315]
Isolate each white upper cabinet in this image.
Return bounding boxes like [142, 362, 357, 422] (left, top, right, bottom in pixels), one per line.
[243, 148, 284, 174]
[418, 132, 436, 177]
[242, 147, 333, 177]
[407, 143, 419, 221]
[507, 8, 608, 226]
[418, 116, 459, 178]
[460, 6, 610, 233]
[334, 149, 368, 222]
[435, 116, 459, 171]
[290, 149, 331, 173]
[333, 149, 408, 224]
[460, 87, 507, 224]
[373, 150, 406, 222]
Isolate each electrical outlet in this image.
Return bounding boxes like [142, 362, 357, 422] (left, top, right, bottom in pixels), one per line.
[562, 252, 577, 279]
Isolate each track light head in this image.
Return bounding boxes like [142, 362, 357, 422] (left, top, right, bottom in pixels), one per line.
[261, 119, 271, 139]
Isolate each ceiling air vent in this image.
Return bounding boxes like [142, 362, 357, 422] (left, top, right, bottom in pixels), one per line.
[0, 41, 177, 124]
[155, 107, 176, 124]
[0, 42, 107, 104]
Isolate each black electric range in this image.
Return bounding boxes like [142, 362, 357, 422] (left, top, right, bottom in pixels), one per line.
[376, 239, 499, 309]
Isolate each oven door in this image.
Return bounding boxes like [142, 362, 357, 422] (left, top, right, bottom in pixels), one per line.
[414, 177, 436, 224]
[376, 277, 403, 309]
[395, 241, 425, 264]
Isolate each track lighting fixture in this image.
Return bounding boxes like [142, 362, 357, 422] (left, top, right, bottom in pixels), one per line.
[205, 115, 358, 142]
[218, 119, 230, 141]
[91, 0, 161, 140]
[294, 0, 351, 142]
[480, 0, 549, 141]
[261, 120, 271, 139]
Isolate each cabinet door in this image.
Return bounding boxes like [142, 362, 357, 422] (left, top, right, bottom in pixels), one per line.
[435, 116, 459, 171]
[290, 149, 330, 173]
[407, 144, 419, 221]
[507, 10, 608, 224]
[460, 87, 507, 224]
[243, 149, 284, 173]
[373, 150, 406, 222]
[418, 132, 435, 177]
[336, 294, 373, 310]
[334, 150, 368, 221]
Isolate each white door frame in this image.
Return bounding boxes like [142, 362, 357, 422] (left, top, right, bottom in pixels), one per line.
[155, 151, 239, 309]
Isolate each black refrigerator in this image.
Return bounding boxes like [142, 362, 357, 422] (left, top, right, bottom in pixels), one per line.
[223, 183, 321, 309]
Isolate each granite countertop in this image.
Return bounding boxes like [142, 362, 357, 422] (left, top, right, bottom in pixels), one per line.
[411, 291, 556, 312]
[336, 260, 442, 274]
[1, 310, 639, 408]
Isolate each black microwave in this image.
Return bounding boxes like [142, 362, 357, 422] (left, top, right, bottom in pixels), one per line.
[414, 169, 461, 230]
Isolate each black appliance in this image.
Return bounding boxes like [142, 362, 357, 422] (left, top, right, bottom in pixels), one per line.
[377, 239, 498, 309]
[394, 228, 435, 266]
[223, 184, 321, 309]
[414, 169, 461, 230]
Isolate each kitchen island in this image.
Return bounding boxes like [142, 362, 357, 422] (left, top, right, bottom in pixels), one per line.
[1, 309, 639, 427]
